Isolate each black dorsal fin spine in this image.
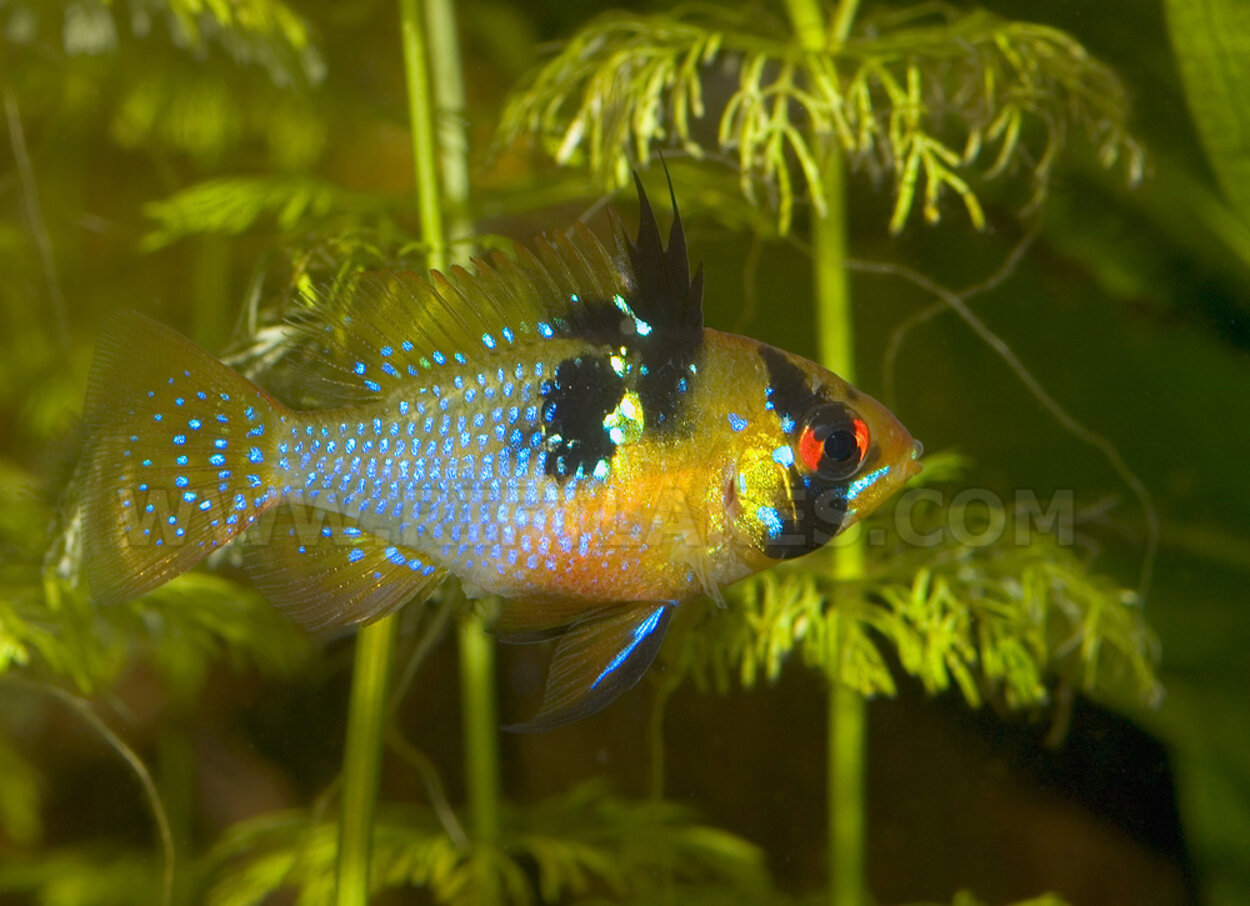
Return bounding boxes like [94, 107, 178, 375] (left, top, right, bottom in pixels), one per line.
[626, 168, 704, 332]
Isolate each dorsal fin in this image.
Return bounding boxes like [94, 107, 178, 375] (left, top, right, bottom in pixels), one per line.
[287, 174, 704, 403]
[627, 169, 704, 334]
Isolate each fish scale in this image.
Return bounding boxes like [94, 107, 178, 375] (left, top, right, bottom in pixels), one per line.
[79, 174, 922, 729]
[276, 372, 660, 601]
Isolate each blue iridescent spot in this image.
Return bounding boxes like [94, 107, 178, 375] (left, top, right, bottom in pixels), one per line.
[210, 454, 225, 466]
[432, 351, 446, 365]
[153, 413, 163, 422]
[172, 434, 186, 446]
[364, 380, 381, 392]
[196, 391, 207, 400]
[233, 494, 247, 511]
[348, 548, 365, 563]
[537, 321, 553, 338]
[175, 476, 189, 487]
[501, 326, 514, 343]
[771, 445, 795, 467]
[188, 418, 202, 430]
[727, 412, 748, 433]
[182, 491, 197, 503]
[175, 397, 185, 407]
[199, 499, 212, 511]
[176, 455, 188, 466]
[380, 345, 393, 357]
[780, 414, 797, 434]
[354, 361, 367, 375]
[248, 447, 264, 464]
[482, 333, 496, 349]
[846, 466, 890, 503]
[756, 505, 784, 539]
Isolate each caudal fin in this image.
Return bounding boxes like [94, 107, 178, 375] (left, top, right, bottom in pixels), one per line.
[81, 312, 286, 605]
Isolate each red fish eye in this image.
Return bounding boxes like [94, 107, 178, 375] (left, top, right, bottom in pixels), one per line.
[797, 406, 870, 480]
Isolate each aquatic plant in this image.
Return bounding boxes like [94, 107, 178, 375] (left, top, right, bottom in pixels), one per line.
[3, 0, 1248, 904]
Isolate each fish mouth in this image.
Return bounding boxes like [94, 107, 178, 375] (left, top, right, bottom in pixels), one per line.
[903, 438, 925, 480]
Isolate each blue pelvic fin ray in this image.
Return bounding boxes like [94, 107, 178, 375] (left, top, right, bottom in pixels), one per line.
[241, 503, 445, 630]
[504, 603, 672, 733]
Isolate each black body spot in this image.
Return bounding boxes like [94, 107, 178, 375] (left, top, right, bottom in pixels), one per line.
[540, 356, 624, 480]
[636, 342, 699, 430]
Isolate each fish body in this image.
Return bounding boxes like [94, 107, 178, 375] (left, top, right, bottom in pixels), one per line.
[80, 177, 921, 728]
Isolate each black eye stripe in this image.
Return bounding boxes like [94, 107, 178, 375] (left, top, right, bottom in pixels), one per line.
[758, 344, 822, 428]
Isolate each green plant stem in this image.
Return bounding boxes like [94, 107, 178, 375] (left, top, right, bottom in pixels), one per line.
[418, 0, 504, 893]
[335, 620, 397, 906]
[423, 0, 471, 248]
[403, 1, 503, 899]
[459, 610, 501, 901]
[400, 0, 446, 271]
[814, 146, 869, 906]
[333, 2, 470, 901]
[783, 7, 869, 902]
[784, 0, 827, 50]
[829, 0, 861, 46]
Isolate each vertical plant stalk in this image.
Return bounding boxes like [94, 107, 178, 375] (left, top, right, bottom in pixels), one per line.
[459, 606, 502, 902]
[335, 0, 480, 901]
[401, 0, 447, 272]
[336, 622, 397, 906]
[783, 2, 868, 905]
[418, 0, 503, 897]
[816, 145, 869, 906]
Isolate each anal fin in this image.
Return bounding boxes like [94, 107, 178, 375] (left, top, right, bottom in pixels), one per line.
[504, 603, 672, 732]
[243, 503, 445, 630]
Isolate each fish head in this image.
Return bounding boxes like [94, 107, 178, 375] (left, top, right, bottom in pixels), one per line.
[720, 339, 923, 565]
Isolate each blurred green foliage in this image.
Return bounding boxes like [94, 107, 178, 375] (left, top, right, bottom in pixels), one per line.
[1, 0, 1248, 904]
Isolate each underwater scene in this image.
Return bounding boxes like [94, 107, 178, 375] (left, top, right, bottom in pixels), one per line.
[1, 0, 1247, 904]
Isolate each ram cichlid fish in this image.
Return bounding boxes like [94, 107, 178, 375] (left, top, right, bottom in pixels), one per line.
[80, 175, 923, 730]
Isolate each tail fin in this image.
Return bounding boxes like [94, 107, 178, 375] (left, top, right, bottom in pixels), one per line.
[81, 312, 287, 605]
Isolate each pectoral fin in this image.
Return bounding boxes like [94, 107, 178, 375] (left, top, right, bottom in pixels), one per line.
[504, 603, 672, 732]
